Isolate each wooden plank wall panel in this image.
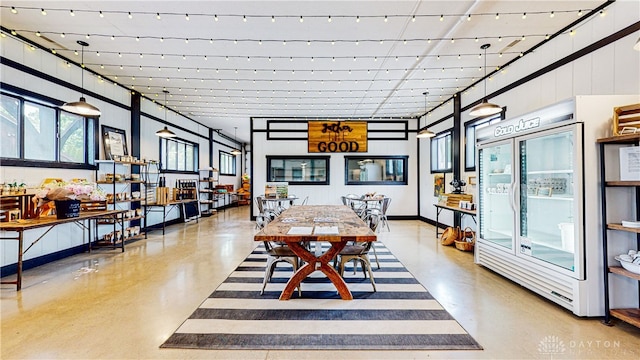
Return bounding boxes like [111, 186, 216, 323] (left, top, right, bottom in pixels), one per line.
[308, 121, 367, 153]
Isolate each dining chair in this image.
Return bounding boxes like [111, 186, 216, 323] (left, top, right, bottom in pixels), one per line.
[334, 215, 380, 291]
[260, 241, 302, 296]
[379, 197, 392, 232]
[360, 208, 381, 269]
[255, 196, 277, 230]
[345, 194, 366, 217]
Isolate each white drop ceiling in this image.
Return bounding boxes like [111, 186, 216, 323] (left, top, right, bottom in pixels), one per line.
[0, 1, 608, 143]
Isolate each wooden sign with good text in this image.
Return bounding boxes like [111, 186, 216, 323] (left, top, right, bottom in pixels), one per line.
[307, 121, 368, 153]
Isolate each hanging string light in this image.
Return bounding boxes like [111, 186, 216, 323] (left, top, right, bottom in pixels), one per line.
[1, 6, 592, 22]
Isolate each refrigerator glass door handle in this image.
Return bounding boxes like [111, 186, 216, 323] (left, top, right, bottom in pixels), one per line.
[508, 182, 518, 212]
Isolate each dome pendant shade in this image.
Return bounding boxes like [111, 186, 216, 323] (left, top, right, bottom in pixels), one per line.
[469, 99, 503, 117]
[61, 40, 101, 117]
[469, 43, 502, 118]
[230, 126, 241, 155]
[155, 126, 177, 138]
[416, 128, 436, 138]
[416, 91, 435, 138]
[156, 90, 176, 138]
[61, 97, 101, 117]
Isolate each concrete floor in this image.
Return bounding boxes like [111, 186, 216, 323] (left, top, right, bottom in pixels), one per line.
[2, 206, 639, 359]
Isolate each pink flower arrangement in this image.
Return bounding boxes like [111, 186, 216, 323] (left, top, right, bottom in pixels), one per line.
[33, 180, 106, 203]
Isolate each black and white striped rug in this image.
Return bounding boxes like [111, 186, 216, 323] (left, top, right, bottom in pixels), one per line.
[161, 242, 482, 350]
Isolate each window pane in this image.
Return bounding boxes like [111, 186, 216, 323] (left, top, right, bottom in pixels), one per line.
[177, 143, 186, 171]
[167, 140, 177, 169]
[24, 102, 55, 161]
[465, 126, 476, 169]
[345, 157, 406, 185]
[0, 95, 20, 158]
[444, 134, 452, 169]
[267, 156, 328, 184]
[465, 114, 502, 171]
[1, 94, 95, 166]
[431, 141, 438, 171]
[186, 144, 194, 171]
[87, 118, 95, 164]
[221, 154, 227, 173]
[59, 111, 85, 163]
[160, 138, 198, 171]
[431, 131, 452, 172]
[160, 139, 167, 168]
[219, 151, 236, 175]
[437, 137, 445, 171]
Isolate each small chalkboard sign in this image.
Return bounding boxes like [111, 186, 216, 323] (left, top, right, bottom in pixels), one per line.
[182, 201, 200, 222]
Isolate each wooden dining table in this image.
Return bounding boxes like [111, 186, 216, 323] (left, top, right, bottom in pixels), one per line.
[254, 205, 377, 300]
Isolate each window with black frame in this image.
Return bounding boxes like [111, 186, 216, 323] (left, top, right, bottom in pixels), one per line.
[430, 130, 452, 173]
[0, 92, 96, 166]
[345, 156, 408, 185]
[266, 156, 329, 185]
[219, 150, 236, 176]
[159, 137, 198, 172]
[465, 112, 504, 171]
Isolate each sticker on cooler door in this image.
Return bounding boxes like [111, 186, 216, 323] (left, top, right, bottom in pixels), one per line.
[520, 237, 532, 256]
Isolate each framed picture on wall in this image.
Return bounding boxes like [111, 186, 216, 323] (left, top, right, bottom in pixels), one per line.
[102, 126, 128, 160]
[434, 173, 445, 196]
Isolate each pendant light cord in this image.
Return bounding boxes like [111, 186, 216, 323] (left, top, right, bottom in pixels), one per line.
[483, 47, 487, 100]
[480, 43, 490, 101]
[80, 45, 84, 97]
[424, 92, 427, 114]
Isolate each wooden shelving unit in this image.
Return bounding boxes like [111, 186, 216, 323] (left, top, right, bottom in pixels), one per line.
[94, 160, 148, 251]
[598, 133, 640, 328]
[198, 168, 218, 216]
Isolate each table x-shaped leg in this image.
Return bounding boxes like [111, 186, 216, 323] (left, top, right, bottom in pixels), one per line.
[280, 241, 351, 300]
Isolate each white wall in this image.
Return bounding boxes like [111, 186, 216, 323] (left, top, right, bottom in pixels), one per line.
[0, 34, 222, 267]
[1, 35, 137, 267]
[420, 0, 640, 226]
[251, 118, 419, 217]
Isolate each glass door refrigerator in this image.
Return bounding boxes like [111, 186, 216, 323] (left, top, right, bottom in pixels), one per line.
[478, 140, 515, 251]
[475, 99, 588, 315]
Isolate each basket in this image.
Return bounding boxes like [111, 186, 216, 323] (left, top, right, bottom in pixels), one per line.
[455, 226, 476, 251]
[440, 226, 460, 246]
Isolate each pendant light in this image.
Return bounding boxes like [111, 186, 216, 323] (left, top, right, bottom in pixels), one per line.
[156, 90, 176, 138]
[61, 41, 101, 117]
[416, 91, 435, 138]
[231, 127, 242, 155]
[469, 44, 502, 117]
